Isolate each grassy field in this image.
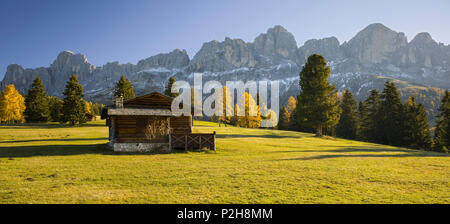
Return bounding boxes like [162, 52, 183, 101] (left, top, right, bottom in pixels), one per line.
[0, 120, 449, 204]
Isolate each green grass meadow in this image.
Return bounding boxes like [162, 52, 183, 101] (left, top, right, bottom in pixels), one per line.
[0, 120, 449, 203]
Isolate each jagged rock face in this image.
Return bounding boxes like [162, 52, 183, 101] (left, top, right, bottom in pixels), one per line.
[297, 37, 343, 65]
[50, 51, 94, 81]
[1, 23, 450, 123]
[395, 32, 442, 68]
[252, 25, 298, 61]
[48, 51, 95, 94]
[343, 23, 408, 64]
[188, 38, 256, 72]
[2, 64, 52, 94]
[137, 49, 190, 70]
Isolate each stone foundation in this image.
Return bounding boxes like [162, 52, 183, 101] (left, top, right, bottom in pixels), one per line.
[111, 142, 171, 153]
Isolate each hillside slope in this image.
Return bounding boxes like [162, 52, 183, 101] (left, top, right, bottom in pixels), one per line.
[0, 121, 448, 203]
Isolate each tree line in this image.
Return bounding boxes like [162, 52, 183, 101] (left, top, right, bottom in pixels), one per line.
[278, 54, 449, 153]
[0, 75, 104, 125]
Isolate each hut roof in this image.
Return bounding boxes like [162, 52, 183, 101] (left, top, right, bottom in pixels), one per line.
[107, 108, 173, 116]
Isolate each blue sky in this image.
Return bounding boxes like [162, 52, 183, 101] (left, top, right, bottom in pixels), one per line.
[1, 0, 449, 80]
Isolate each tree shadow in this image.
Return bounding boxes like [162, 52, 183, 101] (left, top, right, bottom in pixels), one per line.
[217, 134, 299, 139]
[280, 153, 447, 161]
[0, 144, 111, 158]
[274, 146, 448, 160]
[0, 143, 213, 158]
[0, 122, 105, 129]
[271, 145, 415, 154]
[1, 138, 108, 144]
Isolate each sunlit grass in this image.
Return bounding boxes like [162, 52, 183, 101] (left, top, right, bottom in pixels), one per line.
[0, 120, 448, 203]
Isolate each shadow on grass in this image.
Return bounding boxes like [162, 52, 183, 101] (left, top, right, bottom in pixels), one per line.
[0, 144, 214, 158]
[272, 145, 415, 154]
[275, 146, 448, 160]
[280, 153, 447, 160]
[0, 122, 105, 129]
[217, 134, 299, 139]
[1, 138, 108, 144]
[0, 144, 110, 158]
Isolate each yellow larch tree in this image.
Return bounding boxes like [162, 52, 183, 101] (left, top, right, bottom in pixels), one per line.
[0, 84, 26, 123]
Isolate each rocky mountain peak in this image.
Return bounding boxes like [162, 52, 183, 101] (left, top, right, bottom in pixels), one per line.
[344, 23, 407, 64]
[136, 49, 190, 70]
[253, 25, 298, 60]
[297, 37, 343, 64]
[411, 32, 435, 45]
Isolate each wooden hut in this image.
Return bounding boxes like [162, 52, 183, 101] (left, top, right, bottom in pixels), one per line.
[101, 92, 215, 153]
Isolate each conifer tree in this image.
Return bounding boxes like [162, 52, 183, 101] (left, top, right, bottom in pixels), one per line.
[377, 81, 405, 146]
[357, 101, 369, 140]
[278, 106, 290, 130]
[336, 90, 358, 139]
[114, 75, 135, 100]
[295, 54, 340, 136]
[433, 90, 450, 153]
[24, 77, 50, 122]
[48, 96, 63, 122]
[61, 75, 87, 125]
[164, 76, 180, 98]
[0, 84, 25, 123]
[363, 89, 381, 142]
[403, 97, 432, 150]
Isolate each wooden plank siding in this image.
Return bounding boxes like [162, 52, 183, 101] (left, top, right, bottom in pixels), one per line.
[115, 115, 192, 143]
[105, 92, 215, 152]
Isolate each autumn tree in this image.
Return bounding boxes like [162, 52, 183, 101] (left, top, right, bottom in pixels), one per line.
[218, 86, 234, 125]
[0, 84, 25, 123]
[296, 54, 340, 136]
[24, 77, 50, 122]
[278, 106, 290, 130]
[278, 96, 297, 130]
[114, 75, 135, 100]
[236, 92, 261, 128]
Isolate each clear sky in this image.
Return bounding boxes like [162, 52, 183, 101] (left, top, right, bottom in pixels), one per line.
[1, 0, 449, 80]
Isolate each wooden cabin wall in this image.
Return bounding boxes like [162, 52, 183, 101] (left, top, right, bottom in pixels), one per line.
[170, 116, 192, 134]
[115, 116, 170, 143]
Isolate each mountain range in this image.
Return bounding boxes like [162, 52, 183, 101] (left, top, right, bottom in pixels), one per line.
[1, 23, 449, 123]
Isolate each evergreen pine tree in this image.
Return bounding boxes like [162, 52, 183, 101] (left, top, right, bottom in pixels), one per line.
[336, 90, 359, 139]
[363, 89, 381, 142]
[377, 81, 405, 146]
[403, 97, 432, 150]
[114, 75, 135, 100]
[295, 54, 340, 137]
[357, 101, 369, 140]
[433, 90, 450, 153]
[61, 75, 87, 125]
[24, 77, 50, 122]
[164, 76, 180, 98]
[48, 96, 63, 122]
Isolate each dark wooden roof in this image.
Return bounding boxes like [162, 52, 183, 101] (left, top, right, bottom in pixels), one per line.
[123, 92, 173, 109]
